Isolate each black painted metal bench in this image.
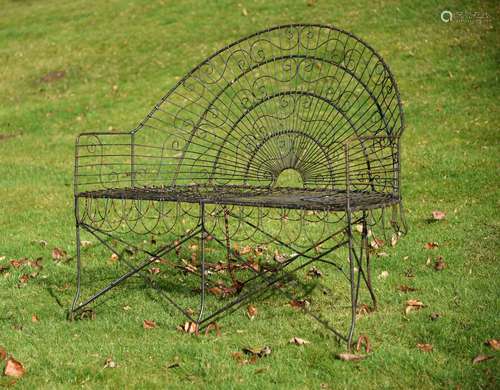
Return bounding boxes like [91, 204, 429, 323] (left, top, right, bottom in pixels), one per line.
[70, 24, 407, 348]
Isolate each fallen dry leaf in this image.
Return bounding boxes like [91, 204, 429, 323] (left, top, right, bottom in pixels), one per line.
[242, 346, 271, 358]
[274, 250, 287, 263]
[289, 337, 310, 346]
[485, 339, 500, 351]
[397, 285, 417, 293]
[356, 304, 374, 316]
[434, 257, 446, 271]
[472, 354, 494, 364]
[231, 351, 257, 365]
[239, 245, 252, 255]
[31, 314, 39, 323]
[40, 70, 65, 83]
[247, 304, 257, 320]
[10, 259, 28, 268]
[370, 238, 384, 249]
[143, 320, 157, 329]
[336, 353, 366, 362]
[289, 299, 310, 310]
[178, 321, 199, 335]
[4, 356, 25, 378]
[0, 346, 6, 360]
[204, 322, 221, 337]
[417, 343, 433, 352]
[80, 240, 92, 248]
[432, 211, 446, 220]
[307, 266, 323, 278]
[104, 357, 117, 368]
[391, 233, 399, 247]
[189, 243, 198, 252]
[378, 270, 389, 279]
[19, 274, 30, 284]
[424, 242, 439, 250]
[148, 267, 161, 275]
[52, 247, 67, 261]
[356, 335, 371, 353]
[405, 299, 425, 314]
[430, 312, 440, 321]
[110, 253, 119, 262]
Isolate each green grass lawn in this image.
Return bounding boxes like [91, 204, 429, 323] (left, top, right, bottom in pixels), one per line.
[1, 0, 499, 388]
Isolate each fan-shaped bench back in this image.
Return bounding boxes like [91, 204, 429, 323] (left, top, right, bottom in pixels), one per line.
[133, 24, 404, 188]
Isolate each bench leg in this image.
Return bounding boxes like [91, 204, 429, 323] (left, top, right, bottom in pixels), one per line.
[346, 209, 359, 349]
[362, 212, 377, 309]
[69, 222, 82, 321]
[197, 201, 206, 324]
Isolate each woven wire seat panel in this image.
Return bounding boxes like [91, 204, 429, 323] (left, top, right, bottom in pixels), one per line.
[77, 185, 398, 211]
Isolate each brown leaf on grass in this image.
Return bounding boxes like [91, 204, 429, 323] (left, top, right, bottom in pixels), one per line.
[336, 353, 366, 362]
[432, 211, 446, 220]
[472, 354, 494, 364]
[242, 346, 271, 358]
[254, 245, 266, 256]
[52, 247, 67, 261]
[31, 314, 39, 323]
[434, 257, 446, 271]
[28, 258, 43, 270]
[417, 343, 433, 352]
[239, 245, 252, 255]
[424, 242, 439, 249]
[289, 299, 310, 310]
[0, 346, 6, 360]
[208, 286, 223, 297]
[485, 339, 500, 351]
[19, 274, 30, 284]
[110, 253, 119, 262]
[430, 312, 440, 321]
[204, 322, 221, 337]
[10, 259, 28, 268]
[307, 266, 323, 278]
[81, 240, 92, 248]
[356, 304, 374, 316]
[356, 335, 371, 353]
[148, 267, 161, 275]
[143, 320, 157, 329]
[405, 299, 425, 314]
[189, 243, 198, 252]
[370, 238, 384, 249]
[289, 337, 310, 346]
[4, 356, 25, 378]
[391, 233, 399, 247]
[273, 249, 287, 263]
[231, 351, 257, 365]
[397, 285, 417, 293]
[178, 321, 199, 335]
[247, 304, 257, 320]
[40, 70, 66, 83]
[103, 357, 117, 368]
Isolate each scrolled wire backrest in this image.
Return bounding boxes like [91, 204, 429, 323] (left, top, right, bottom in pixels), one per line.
[133, 24, 404, 190]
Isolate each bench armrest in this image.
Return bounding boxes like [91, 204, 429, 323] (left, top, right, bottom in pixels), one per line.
[343, 135, 401, 201]
[75, 132, 135, 195]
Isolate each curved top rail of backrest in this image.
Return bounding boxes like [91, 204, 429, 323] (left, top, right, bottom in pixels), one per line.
[132, 24, 404, 188]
